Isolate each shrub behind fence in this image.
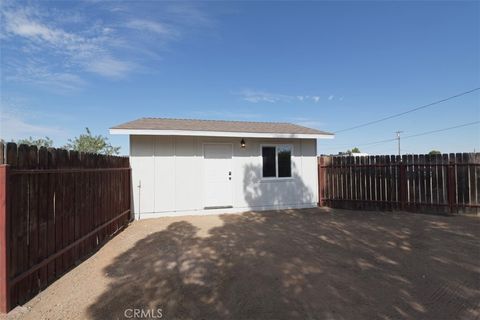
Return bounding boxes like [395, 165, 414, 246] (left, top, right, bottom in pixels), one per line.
[318, 153, 480, 215]
[0, 142, 131, 312]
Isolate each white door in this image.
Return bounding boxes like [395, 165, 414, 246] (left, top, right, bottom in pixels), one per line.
[203, 144, 233, 208]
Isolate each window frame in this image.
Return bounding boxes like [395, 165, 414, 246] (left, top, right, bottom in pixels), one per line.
[260, 144, 294, 180]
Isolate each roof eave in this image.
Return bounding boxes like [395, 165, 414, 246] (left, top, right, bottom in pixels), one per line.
[109, 128, 335, 139]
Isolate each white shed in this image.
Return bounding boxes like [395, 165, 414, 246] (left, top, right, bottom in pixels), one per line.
[110, 118, 334, 219]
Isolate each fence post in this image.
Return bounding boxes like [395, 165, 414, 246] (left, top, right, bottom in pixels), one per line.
[447, 160, 457, 214]
[0, 165, 10, 313]
[318, 157, 324, 207]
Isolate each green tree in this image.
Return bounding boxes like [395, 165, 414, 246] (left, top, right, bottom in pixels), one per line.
[64, 128, 120, 155]
[342, 147, 361, 155]
[17, 136, 53, 148]
[428, 150, 441, 155]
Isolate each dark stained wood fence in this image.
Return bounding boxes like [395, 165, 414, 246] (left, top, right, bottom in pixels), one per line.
[0, 142, 131, 313]
[318, 153, 480, 215]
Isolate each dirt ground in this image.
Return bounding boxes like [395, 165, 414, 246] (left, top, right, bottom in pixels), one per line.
[6, 208, 480, 320]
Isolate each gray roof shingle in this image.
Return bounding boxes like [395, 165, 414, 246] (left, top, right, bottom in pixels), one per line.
[111, 117, 333, 136]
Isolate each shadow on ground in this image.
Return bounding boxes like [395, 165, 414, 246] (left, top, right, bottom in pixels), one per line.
[87, 208, 480, 320]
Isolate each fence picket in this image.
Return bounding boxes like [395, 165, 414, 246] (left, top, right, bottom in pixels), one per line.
[456, 153, 466, 214]
[367, 156, 372, 205]
[46, 148, 56, 283]
[346, 156, 352, 205]
[419, 154, 426, 211]
[37, 147, 48, 289]
[0, 143, 4, 164]
[6, 143, 18, 305]
[54, 149, 65, 278]
[360, 156, 366, 205]
[384, 156, 391, 210]
[468, 153, 478, 215]
[27, 146, 39, 298]
[324, 156, 331, 205]
[443, 154, 451, 213]
[463, 153, 474, 214]
[391, 155, 397, 208]
[354, 156, 360, 204]
[431, 154, 439, 206]
[17, 145, 30, 303]
[476, 153, 480, 215]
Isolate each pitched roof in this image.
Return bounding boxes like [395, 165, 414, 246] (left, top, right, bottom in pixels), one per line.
[111, 117, 333, 136]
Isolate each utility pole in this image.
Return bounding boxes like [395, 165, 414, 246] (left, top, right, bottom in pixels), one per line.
[395, 131, 403, 157]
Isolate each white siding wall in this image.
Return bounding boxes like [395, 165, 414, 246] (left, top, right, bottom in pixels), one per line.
[130, 135, 318, 218]
[154, 136, 175, 212]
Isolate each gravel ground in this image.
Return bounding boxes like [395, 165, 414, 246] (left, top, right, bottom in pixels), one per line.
[6, 208, 480, 320]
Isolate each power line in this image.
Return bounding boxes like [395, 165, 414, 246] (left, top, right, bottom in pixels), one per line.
[334, 88, 480, 133]
[402, 121, 480, 140]
[322, 120, 480, 151]
[321, 136, 399, 150]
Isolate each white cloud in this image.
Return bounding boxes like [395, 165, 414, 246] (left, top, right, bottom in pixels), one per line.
[5, 14, 62, 42]
[4, 58, 87, 92]
[0, 2, 212, 91]
[1, 5, 128, 83]
[239, 89, 294, 103]
[126, 19, 173, 36]
[165, 3, 212, 27]
[237, 90, 338, 104]
[3, 7, 86, 51]
[86, 56, 134, 78]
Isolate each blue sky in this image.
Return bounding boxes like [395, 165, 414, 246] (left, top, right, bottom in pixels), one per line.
[1, 0, 479, 155]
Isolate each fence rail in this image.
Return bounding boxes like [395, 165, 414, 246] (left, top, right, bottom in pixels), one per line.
[0, 142, 132, 312]
[318, 153, 480, 215]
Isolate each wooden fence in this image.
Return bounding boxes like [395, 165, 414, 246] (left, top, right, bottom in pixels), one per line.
[0, 143, 131, 313]
[318, 153, 480, 215]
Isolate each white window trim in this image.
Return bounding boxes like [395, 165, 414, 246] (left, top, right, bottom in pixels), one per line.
[260, 144, 294, 180]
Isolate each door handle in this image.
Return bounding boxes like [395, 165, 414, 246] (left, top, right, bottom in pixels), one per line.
[229, 171, 231, 175]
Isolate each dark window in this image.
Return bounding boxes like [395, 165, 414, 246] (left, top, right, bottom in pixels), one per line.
[262, 146, 276, 177]
[277, 145, 292, 177]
